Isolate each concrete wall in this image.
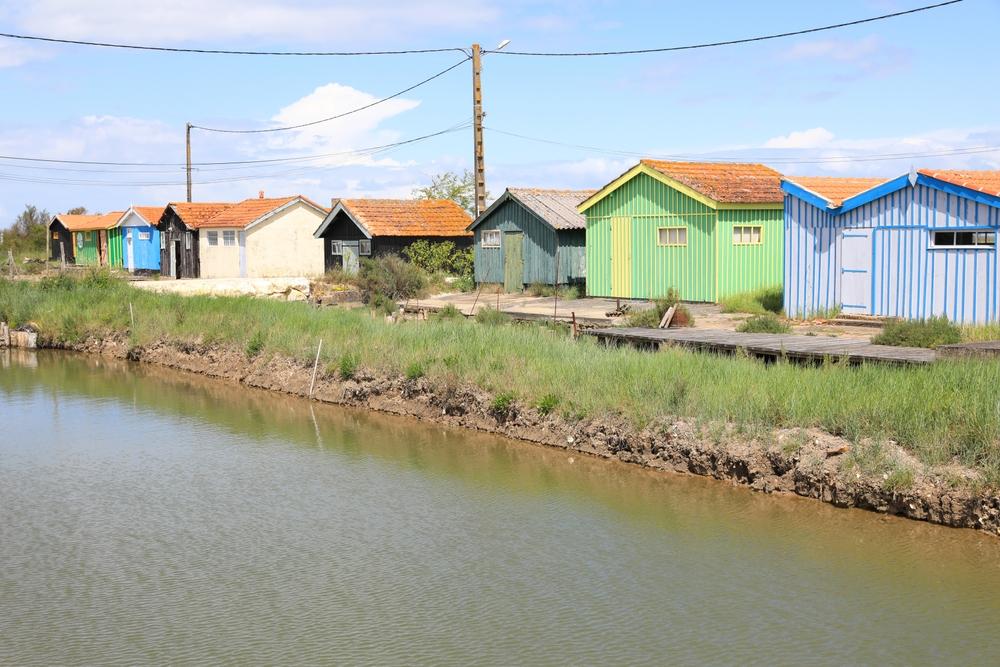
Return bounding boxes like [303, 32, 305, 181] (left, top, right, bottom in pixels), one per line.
[246, 202, 325, 278]
[198, 228, 242, 278]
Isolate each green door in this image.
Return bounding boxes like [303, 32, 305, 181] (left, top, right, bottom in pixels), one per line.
[503, 232, 524, 293]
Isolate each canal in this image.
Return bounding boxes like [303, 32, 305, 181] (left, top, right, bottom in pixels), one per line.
[3, 350, 1000, 665]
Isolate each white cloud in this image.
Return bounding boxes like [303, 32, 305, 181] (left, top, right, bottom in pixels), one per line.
[783, 36, 882, 63]
[779, 35, 910, 83]
[763, 127, 835, 149]
[5, 0, 498, 45]
[0, 41, 49, 68]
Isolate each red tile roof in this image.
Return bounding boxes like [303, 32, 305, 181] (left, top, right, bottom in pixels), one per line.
[919, 169, 1000, 198]
[338, 199, 472, 237]
[55, 211, 123, 231]
[786, 176, 891, 207]
[641, 160, 784, 204]
[131, 206, 167, 226]
[167, 202, 234, 229]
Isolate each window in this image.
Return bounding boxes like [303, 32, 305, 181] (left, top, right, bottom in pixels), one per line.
[657, 227, 687, 247]
[52, 232, 60, 240]
[359, 239, 372, 255]
[207, 231, 219, 246]
[330, 240, 343, 255]
[223, 230, 237, 246]
[481, 230, 501, 248]
[185, 232, 192, 251]
[931, 230, 996, 248]
[160, 233, 166, 250]
[138, 231, 151, 241]
[733, 225, 763, 245]
[76, 233, 83, 249]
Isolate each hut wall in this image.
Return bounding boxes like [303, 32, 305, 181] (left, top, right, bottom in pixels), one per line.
[716, 208, 784, 298]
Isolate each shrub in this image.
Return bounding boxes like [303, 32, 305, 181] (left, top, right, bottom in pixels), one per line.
[625, 289, 693, 328]
[371, 293, 398, 316]
[338, 353, 359, 379]
[357, 255, 426, 303]
[490, 391, 516, 419]
[737, 313, 791, 334]
[245, 330, 265, 358]
[405, 361, 425, 380]
[536, 393, 559, 416]
[433, 304, 464, 320]
[80, 268, 119, 289]
[527, 282, 549, 297]
[453, 274, 475, 293]
[403, 240, 473, 276]
[720, 286, 784, 315]
[474, 307, 510, 326]
[38, 273, 77, 291]
[871, 316, 961, 349]
[320, 267, 357, 286]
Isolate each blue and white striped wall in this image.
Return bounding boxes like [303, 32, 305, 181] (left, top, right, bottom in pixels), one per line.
[784, 182, 1000, 324]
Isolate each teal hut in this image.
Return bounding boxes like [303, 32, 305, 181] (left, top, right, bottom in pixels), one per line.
[469, 188, 593, 292]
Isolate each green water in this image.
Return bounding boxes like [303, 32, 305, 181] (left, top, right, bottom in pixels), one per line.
[2, 350, 1000, 666]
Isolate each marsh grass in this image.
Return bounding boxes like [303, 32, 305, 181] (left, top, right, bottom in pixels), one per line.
[720, 286, 783, 315]
[5, 276, 1000, 481]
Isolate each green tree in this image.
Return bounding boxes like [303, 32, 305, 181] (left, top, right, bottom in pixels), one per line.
[412, 169, 487, 216]
[1, 204, 52, 258]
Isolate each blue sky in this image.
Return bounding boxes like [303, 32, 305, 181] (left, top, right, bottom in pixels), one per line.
[0, 0, 998, 220]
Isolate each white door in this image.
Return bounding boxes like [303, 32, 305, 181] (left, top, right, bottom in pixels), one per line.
[840, 229, 872, 314]
[342, 242, 360, 275]
[126, 230, 135, 272]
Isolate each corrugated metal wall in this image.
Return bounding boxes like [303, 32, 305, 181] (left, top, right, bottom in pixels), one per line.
[785, 184, 1000, 323]
[586, 172, 716, 301]
[473, 199, 584, 286]
[716, 208, 784, 298]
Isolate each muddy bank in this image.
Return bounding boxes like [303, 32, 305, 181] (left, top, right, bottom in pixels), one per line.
[47, 333, 1000, 535]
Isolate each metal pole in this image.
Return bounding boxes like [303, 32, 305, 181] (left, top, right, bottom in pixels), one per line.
[471, 44, 486, 217]
[185, 123, 193, 203]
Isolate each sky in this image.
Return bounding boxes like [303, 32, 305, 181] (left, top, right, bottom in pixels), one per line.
[0, 0, 998, 220]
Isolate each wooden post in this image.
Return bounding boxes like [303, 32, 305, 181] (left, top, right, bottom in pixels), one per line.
[496, 286, 500, 311]
[471, 44, 486, 217]
[59, 240, 66, 270]
[553, 246, 559, 323]
[309, 339, 323, 398]
[658, 305, 676, 329]
[571, 312, 577, 339]
[467, 284, 483, 316]
[185, 122, 193, 203]
[129, 302, 135, 330]
[6, 250, 14, 278]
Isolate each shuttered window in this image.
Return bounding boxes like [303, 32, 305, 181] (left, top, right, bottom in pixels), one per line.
[657, 227, 687, 247]
[160, 233, 166, 250]
[732, 225, 763, 245]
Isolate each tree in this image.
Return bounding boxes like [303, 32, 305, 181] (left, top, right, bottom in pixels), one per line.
[412, 169, 487, 216]
[0, 205, 51, 257]
[67, 206, 87, 215]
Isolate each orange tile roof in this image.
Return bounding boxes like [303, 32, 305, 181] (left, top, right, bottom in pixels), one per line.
[919, 169, 1000, 198]
[55, 211, 123, 231]
[167, 202, 234, 229]
[786, 176, 891, 207]
[131, 206, 167, 226]
[198, 196, 302, 229]
[338, 199, 472, 237]
[641, 160, 784, 204]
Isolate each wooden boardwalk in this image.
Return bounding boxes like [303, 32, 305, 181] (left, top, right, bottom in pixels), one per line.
[585, 327, 937, 365]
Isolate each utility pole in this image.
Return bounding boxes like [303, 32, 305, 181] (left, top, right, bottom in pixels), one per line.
[471, 43, 486, 218]
[185, 122, 193, 203]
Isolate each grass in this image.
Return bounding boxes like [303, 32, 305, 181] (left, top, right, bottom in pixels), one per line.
[526, 282, 583, 300]
[871, 316, 962, 349]
[736, 313, 791, 334]
[719, 286, 783, 315]
[5, 274, 1000, 482]
[625, 289, 694, 328]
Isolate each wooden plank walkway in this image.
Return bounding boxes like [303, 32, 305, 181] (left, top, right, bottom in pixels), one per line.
[585, 327, 937, 365]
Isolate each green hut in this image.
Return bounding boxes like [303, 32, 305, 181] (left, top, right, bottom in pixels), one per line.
[579, 160, 784, 302]
[57, 211, 124, 267]
[469, 188, 593, 292]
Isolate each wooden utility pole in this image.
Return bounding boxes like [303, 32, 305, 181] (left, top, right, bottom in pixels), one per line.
[185, 122, 193, 203]
[471, 44, 486, 217]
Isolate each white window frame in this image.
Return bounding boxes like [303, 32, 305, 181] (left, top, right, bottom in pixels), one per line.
[138, 231, 151, 241]
[223, 230, 237, 247]
[733, 225, 763, 246]
[207, 231, 219, 246]
[358, 239, 372, 256]
[481, 230, 501, 248]
[185, 231, 192, 251]
[930, 229, 996, 249]
[330, 240, 343, 255]
[657, 226, 687, 247]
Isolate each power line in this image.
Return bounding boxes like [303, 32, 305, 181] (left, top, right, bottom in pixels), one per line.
[485, 1, 964, 56]
[484, 126, 1000, 165]
[191, 57, 470, 133]
[0, 31, 465, 56]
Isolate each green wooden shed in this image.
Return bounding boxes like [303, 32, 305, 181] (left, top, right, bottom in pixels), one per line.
[58, 211, 124, 267]
[580, 160, 784, 302]
[469, 188, 594, 292]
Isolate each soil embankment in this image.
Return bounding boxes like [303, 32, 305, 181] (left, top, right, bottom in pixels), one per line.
[45, 333, 1000, 535]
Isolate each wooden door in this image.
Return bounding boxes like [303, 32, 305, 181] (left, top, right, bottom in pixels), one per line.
[503, 232, 524, 293]
[611, 217, 632, 298]
[172, 240, 181, 278]
[126, 229, 135, 272]
[840, 229, 873, 314]
[98, 230, 108, 266]
[342, 242, 360, 275]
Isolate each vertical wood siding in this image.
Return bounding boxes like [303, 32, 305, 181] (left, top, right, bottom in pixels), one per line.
[120, 215, 162, 271]
[785, 184, 1000, 324]
[585, 172, 716, 301]
[716, 208, 784, 298]
[108, 228, 123, 268]
[73, 231, 99, 265]
[473, 199, 582, 286]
